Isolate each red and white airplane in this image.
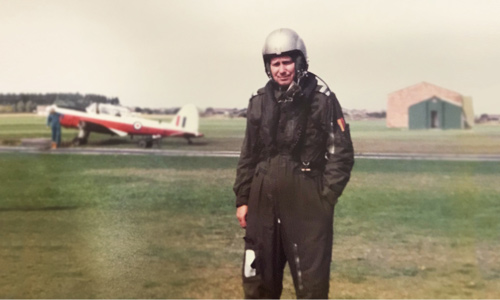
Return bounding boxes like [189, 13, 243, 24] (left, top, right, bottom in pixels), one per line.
[48, 103, 203, 148]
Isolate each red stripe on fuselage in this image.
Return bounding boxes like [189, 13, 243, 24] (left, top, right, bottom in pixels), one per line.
[59, 114, 184, 137]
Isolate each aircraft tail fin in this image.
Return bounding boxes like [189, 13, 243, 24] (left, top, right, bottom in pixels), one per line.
[171, 104, 201, 136]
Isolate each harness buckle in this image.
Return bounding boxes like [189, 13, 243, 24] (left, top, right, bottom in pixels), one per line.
[300, 161, 311, 172]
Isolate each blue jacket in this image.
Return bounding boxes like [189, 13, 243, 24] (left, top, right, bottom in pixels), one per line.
[47, 112, 63, 128]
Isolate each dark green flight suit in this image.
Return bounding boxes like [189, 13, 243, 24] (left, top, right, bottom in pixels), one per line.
[234, 73, 354, 299]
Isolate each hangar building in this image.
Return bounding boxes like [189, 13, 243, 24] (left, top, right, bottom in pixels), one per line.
[387, 82, 474, 129]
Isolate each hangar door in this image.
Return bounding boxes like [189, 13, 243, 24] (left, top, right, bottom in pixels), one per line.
[409, 97, 463, 129]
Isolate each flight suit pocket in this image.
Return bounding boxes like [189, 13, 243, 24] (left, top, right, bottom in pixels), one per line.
[321, 187, 338, 207]
[319, 177, 338, 207]
[248, 168, 265, 206]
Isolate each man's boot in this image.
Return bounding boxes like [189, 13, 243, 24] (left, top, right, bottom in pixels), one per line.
[51, 142, 57, 149]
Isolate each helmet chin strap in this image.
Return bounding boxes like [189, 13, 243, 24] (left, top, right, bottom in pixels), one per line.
[295, 69, 308, 85]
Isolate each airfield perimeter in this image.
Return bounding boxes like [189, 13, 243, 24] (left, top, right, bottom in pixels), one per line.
[2, 145, 500, 161]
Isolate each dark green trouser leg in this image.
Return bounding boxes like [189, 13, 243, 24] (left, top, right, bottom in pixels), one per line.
[242, 156, 335, 299]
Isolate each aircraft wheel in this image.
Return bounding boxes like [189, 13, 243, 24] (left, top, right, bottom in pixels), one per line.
[138, 140, 153, 148]
[73, 137, 87, 146]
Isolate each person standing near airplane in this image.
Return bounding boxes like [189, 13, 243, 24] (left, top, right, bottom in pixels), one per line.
[47, 108, 63, 149]
[233, 28, 355, 298]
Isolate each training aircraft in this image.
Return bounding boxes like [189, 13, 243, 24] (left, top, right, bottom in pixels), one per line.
[47, 103, 203, 148]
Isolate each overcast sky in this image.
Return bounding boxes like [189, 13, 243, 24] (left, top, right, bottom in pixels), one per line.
[1, 0, 499, 114]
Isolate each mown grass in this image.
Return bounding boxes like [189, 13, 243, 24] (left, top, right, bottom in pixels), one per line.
[0, 153, 499, 298]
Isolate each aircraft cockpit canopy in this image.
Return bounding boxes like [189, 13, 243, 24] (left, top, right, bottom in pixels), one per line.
[86, 103, 132, 117]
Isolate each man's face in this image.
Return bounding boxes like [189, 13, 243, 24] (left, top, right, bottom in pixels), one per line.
[269, 56, 295, 86]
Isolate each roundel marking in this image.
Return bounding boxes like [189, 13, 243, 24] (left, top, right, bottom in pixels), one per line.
[133, 122, 142, 130]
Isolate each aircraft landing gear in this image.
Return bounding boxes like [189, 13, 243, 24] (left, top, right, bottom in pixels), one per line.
[73, 121, 90, 146]
[138, 139, 154, 148]
[72, 137, 88, 146]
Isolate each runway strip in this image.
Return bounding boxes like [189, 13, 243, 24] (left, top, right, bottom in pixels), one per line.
[0, 146, 240, 158]
[2, 146, 500, 161]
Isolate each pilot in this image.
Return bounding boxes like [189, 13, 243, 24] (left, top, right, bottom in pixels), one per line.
[47, 108, 63, 149]
[233, 28, 355, 299]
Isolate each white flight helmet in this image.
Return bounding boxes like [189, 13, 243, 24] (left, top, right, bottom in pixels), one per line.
[262, 28, 308, 80]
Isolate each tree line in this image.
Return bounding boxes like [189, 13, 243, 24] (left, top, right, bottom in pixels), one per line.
[0, 93, 120, 113]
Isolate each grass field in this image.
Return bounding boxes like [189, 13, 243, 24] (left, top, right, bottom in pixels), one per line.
[2, 114, 500, 153]
[1, 114, 500, 298]
[0, 153, 499, 299]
